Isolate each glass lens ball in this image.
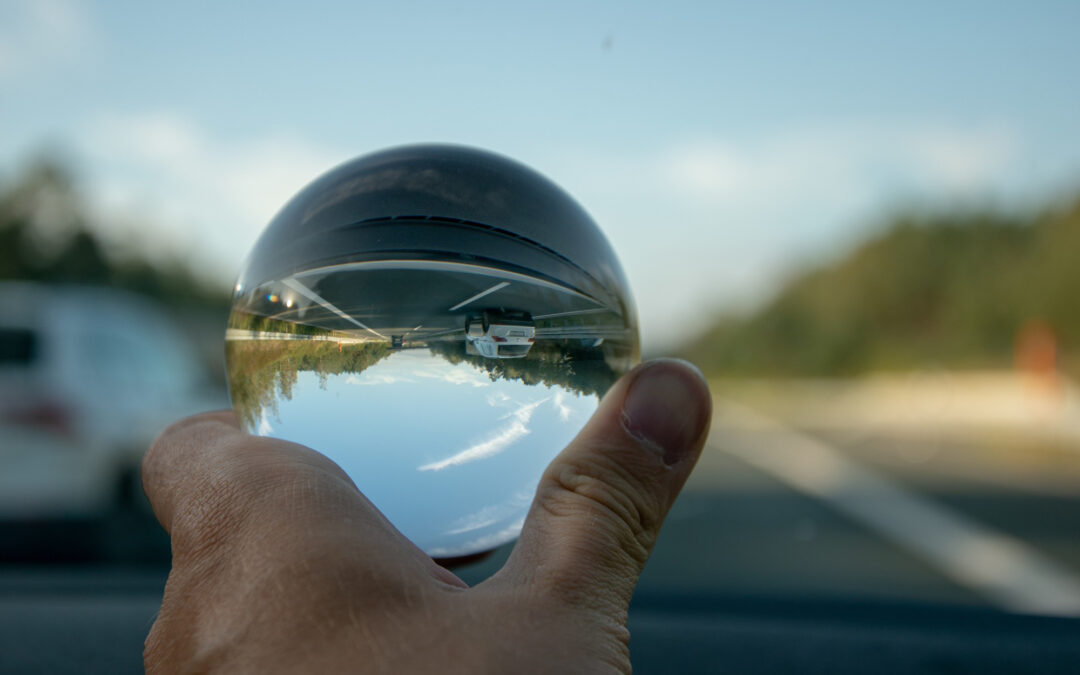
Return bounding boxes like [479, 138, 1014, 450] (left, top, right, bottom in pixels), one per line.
[226, 144, 639, 557]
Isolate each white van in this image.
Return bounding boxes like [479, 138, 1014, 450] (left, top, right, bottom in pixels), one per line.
[0, 283, 219, 518]
[464, 310, 536, 359]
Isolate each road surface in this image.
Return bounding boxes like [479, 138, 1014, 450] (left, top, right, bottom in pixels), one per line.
[5, 369, 1078, 618]
[633, 393, 1080, 616]
[240, 259, 630, 344]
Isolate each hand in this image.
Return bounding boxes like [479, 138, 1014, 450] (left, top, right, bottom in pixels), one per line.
[142, 358, 712, 674]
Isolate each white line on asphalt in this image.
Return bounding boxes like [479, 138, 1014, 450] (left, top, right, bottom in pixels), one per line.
[293, 259, 600, 304]
[531, 308, 610, 320]
[421, 327, 462, 339]
[281, 278, 386, 339]
[712, 401, 1080, 616]
[448, 281, 510, 311]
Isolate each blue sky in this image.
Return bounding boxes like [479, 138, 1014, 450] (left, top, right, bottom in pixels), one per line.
[253, 351, 597, 556]
[3, 1, 1080, 350]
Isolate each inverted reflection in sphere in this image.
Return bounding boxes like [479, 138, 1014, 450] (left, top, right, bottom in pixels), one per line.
[226, 145, 639, 557]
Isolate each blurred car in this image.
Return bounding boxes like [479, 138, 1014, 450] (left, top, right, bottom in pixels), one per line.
[464, 310, 535, 359]
[0, 282, 221, 519]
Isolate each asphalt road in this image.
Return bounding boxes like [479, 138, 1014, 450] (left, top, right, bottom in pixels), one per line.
[452, 395, 1080, 617]
[4, 382, 1079, 673]
[3, 387, 1078, 618]
[249, 260, 623, 342]
[633, 400, 1080, 616]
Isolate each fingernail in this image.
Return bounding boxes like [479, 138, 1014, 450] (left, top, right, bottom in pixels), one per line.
[621, 359, 710, 465]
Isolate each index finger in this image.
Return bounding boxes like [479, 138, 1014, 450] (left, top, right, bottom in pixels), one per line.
[142, 410, 359, 535]
[141, 411, 426, 577]
[141, 411, 242, 533]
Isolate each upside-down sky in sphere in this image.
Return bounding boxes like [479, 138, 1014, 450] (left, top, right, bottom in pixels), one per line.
[2, 0, 1080, 351]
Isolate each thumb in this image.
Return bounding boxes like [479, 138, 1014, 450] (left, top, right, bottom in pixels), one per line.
[496, 358, 711, 615]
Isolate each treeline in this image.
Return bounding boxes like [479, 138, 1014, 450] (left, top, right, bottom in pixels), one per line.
[428, 339, 620, 398]
[0, 159, 228, 310]
[681, 194, 1080, 377]
[226, 340, 392, 428]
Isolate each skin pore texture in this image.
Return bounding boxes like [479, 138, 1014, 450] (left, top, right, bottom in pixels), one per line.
[142, 358, 712, 674]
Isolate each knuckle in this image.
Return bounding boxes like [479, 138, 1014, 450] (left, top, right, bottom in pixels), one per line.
[541, 451, 664, 564]
[167, 473, 250, 561]
[142, 417, 190, 481]
[143, 613, 214, 674]
[142, 413, 234, 492]
[166, 446, 358, 566]
[166, 440, 279, 559]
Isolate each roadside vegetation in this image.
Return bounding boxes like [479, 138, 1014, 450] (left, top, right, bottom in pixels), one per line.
[6, 158, 1078, 381]
[225, 340, 393, 429]
[681, 195, 1080, 378]
[428, 339, 622, 398]
[0, 159, 229, 311]
[227, 310, 354, 338]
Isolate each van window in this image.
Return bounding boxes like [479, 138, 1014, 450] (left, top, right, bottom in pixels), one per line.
[0, 328, 38, 366]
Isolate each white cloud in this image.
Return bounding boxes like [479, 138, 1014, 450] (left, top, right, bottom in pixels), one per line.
[906, 127, 1016, 191]
[426, 516, 526, 558]
[256, 412, 274, 436]
[660, 125, 1017, 211]
[486, 391, 512, 407]
[412, 366, 489, 387]
[346, 373, 413, 386]
[550, 123, 1020, 351]
[0, 0, 93, 81]
[552, 390, 574, 422]
[445, 489, 533, 535]
[418, 397, 548, 471]
[66, 110, 1021, 353]
[78, 111, 346, 279]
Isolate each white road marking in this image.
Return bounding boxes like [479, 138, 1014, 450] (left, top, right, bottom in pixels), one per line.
[532, 308, 610, 320]
[421, 327, 459, 337]
[293, 259, 600, 304]
[281, 278, 386, 339]
[713, 401, 1080, 616]
[448, 281, 510, 311]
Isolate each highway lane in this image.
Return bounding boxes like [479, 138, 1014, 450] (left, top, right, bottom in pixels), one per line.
[247, 259, 626, 343]
[229, 273, 1080, 616]
[12, 282, 1077, 616]
[634, 397, 1080, 615]
[445, 391, 1080, 618]
[4, 384, 1077, 621]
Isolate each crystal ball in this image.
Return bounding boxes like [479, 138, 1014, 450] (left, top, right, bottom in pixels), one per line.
[225, 144, 640, 557]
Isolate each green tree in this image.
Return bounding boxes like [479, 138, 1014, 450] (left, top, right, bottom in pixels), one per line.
[226, 338, 393, 428]
[682, 197, 1080, 377]
[427, 339, 622, 398]
[0, 157, 228, 310]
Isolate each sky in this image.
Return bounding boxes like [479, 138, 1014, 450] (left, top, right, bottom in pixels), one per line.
[2, 1, 1080, 351]
[252, 350, 597, 556]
